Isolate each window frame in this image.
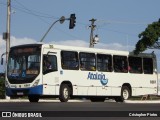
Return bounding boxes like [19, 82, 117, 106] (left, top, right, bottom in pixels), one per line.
[128, 56, 142, 74]
[113, 55, 128, 73]
[61, 51, 79, 70]
[143, 57, 153, 74]
[97, 54, 112, 72]
[43, 55, 58, 74]
[79, 52, 96, 71]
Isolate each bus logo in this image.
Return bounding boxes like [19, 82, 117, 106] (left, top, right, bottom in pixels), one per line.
[87, 72, 108, 85]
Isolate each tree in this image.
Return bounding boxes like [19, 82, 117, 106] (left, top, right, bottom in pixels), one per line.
[134, 19, 160, 54]
[0, 78, 5, 99]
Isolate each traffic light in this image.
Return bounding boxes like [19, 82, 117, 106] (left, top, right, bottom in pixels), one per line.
[69, 14, 76, 29]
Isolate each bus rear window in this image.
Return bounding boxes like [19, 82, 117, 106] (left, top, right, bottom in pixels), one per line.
[128, 57, 142, 74]
[143, 58, 153, 74]
[113, 55, 128, 73]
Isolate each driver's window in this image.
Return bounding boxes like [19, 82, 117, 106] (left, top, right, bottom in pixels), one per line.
[43, 55, 57, 74]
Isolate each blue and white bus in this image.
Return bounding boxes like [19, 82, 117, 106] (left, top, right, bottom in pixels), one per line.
[5, 43, 158, 102]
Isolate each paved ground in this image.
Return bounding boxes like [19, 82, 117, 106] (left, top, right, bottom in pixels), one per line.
[0, 98, 160, 103]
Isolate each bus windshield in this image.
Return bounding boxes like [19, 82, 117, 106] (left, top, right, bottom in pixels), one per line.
[7, 45, 41, 84]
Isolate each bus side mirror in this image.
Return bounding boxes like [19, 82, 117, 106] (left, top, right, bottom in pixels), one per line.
[1, 57, 3, 65]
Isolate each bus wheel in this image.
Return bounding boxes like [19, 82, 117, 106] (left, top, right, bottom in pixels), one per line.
[28, 95, 39, 102]
[115, 86, 130, 102]
[121, 86, 130, 100]
[90, 97, 105, 102]
[59, 84, 70, 102]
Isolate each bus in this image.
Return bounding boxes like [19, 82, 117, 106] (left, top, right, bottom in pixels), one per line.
[4, 43, 158, 102]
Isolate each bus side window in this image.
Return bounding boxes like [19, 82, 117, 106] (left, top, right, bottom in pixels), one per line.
[143, 58, 153, 74]
[61, 51, 79, 70]
[79, 52, 96, 71]
[113, 55, 128, 73]
[128, 56, 142, 74]
[43, 55, 57, 74]
[97, 54, 112, 72]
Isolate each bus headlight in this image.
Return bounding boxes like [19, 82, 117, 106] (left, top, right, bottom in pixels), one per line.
[32, 79, 40, 87]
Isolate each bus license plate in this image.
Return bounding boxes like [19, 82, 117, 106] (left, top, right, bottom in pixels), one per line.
[17, 92, 24, 95]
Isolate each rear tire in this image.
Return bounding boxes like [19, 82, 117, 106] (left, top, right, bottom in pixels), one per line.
[28, 95, 39, 102]
[59, 84, 70, 102]
[122, 86, 130, 100]
[115, 86, 130, 102]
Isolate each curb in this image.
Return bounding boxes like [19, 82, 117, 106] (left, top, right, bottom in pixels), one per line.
[0, 99, 160, 103]
[0, 99, 89, 103]
[124, 100, 160, 103]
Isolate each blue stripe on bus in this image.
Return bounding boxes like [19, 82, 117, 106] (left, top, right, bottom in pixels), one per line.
[6, 85, 43, 96]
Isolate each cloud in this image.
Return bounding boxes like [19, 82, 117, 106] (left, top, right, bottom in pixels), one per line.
[0, 35, 6, 55]
[10, 36, 37, 46]
[95, 42, 134, 51]
[49, 39, 134, 51]
[0, 35, 36, 72]
[1, 36, 160, 73]
[0, 35, 37, 53]
[0, 35, 37, 57]
[0, 35, 134, 72]
[0, 35, 134, 58]
[49, 40, 88, 47]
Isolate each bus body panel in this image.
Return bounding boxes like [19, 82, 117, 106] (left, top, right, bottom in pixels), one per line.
[6, 43, 158, 100]
[6, 85, 43, 96]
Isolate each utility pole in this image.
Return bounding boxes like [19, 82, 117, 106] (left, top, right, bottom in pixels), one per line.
[89, 18, 96, 48]
[6, 0, 11, 63]
[5, 0, 11, 100]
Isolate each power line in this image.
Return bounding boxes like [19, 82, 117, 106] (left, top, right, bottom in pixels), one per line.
[11, 0, 83, 40]
[97, 19, 149, 25]
[1, 1, 53, 25]
[1, 1, 148, 41]
[13, 0, 58, 19]
[0, 1, 81, 40]
[99, 27, 138, 38]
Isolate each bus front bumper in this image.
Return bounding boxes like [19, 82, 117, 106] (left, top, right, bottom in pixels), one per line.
[6, 85, 43, 96]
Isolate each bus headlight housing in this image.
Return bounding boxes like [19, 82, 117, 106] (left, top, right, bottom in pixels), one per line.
[32, 79, 40, 87]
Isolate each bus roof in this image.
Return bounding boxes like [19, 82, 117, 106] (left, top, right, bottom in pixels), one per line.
[10, 43, 43, 49]
[10, 43, 155, 57]
[42, 44, 129, 56]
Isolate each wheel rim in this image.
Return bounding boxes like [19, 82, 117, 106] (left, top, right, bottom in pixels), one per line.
[123, 89, 129, 100]
[63, 87, 69, 99]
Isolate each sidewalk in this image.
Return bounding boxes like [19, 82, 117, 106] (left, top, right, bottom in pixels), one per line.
[0, 99, 160, 103]
[125, 100, 160, 103]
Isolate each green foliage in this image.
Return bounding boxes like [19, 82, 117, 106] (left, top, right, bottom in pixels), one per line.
[134, 19, 160, 54]
[0, 78, 5, 99]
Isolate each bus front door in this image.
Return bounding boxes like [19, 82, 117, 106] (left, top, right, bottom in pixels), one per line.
[42, 53, 59, 95]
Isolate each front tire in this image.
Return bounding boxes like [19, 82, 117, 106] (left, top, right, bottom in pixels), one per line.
[59, 84, 70, 102]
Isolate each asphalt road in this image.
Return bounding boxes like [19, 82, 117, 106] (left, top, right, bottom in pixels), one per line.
[0, 102, 160, 111]
[0, 102, 160, 120]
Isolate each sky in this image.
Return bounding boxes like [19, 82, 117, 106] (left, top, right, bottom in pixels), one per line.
[0, 0, 160, 72]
